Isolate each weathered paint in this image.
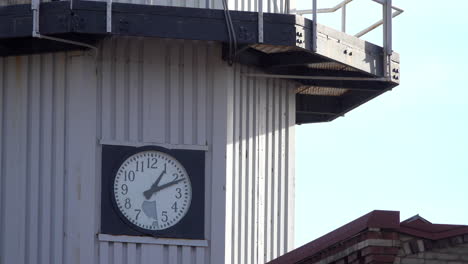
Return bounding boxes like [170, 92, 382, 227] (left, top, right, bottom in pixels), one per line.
[0, 37, 295, 264]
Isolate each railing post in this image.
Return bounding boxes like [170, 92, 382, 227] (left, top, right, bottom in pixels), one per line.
[341, 4, 346, 33]
[383, 0, 392, 79]
[107, 0, 113, 33]
[258, 0, 264, 43]
[31, 0, 40, 37]
[312, 0, 317, 52]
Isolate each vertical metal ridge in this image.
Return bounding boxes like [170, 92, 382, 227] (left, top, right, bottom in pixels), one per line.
[24, 55, 32, 264]
[41, 53, 54, 264]
[231, 64, 239, 264]
[270, 78, 277, 260]
[128, 39, 140, 142]
[205, 42, 216, 262]
[164, 40, 171, 143]
[97, 40, 111, 140]
[136, 243, 142, 264]
[182, 41, 194, 145]
[124, 39, 131, 141]
[279, 80, 286, 255]
[178, 42, 184, 145]
[110, 39, 117, 141]
[257, 75, 266, 264]
[114, 242, 123, 264]
[190, 246, 197, 263]
[163, 245, 170, 263]
[50, 53, 57, 264]
[264, 77, 271, 261]
[109, 241, 115, 263]
[169, 40, 179, 144]
[181, 246, 191, 263]
[196, 42, 207, 146]
[246, 65, 254, 264]
[253, 71, 259, 264]
[239, 64, 246, 264]
[285, 82, 295, 252]
[37, 54, 45, 264]
[94, 48, 105, 264]
[277, 79, 282, 256]
[191, 42, 198, 145]
[168, 245, 178, 263]
[281, 82, 287, 253]
[114, 39, 128, 141]
[251, 66, 258, 264]
[99, 242, 109, 264]
[284, 82, 291, 252]
[137, 40, 144, 142]
[0, 57, 4, 264]
[62, 51, 70, 264]
[61, 53, 70, 261]
[94, 49, 103, 264]
[54, 53, 67, 264]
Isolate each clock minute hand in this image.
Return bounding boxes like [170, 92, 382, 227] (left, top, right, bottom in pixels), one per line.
[152, 178, 185, 193]
[143, 164, 166, 199]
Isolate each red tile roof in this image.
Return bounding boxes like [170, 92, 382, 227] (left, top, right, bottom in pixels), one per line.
[268, 210, 468, 264]
[400, 215, 468, 240]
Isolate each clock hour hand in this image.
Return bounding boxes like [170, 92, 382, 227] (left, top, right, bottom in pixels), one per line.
[152, 178, 185, 193]
[143, 163, 166, 199]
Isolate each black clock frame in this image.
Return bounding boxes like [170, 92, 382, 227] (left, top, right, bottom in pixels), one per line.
[101, 144, 205, 239]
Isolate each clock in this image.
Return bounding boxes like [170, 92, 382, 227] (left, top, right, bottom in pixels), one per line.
[113, 150, 192, 231]
[101, 145, 205, 239]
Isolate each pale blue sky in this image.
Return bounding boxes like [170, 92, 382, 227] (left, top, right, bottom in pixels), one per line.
[294, 0, 468, 248]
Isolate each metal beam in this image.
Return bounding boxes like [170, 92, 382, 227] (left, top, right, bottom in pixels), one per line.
[260, 52, 329, 67]
[243, 73, 387, 82]
[295, 78, 393, 92]
[265, 66, 373, 78]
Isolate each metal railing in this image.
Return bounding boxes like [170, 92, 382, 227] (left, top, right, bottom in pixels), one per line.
[295, 0, 403, 38]
[295, 0, 403, 79]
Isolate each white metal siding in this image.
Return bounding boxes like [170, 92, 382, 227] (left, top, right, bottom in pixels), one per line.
[226, 66, 295, 264]
[0, 37, 295, 264]
[0, 39, 215, 264]
[96, 38, 215, 264]
[0, 54, 71, 264]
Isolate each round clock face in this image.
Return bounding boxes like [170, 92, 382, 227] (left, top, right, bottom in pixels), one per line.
[113, 150, 192, 231]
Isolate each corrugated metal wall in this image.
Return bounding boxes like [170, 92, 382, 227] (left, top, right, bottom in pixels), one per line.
[0, 53, 71, 264]
[225, 66, 295, 264]
[0, 37, 295, 264]
[96, 38, 216, 264]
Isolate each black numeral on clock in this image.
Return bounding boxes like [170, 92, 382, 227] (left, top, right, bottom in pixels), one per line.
[134, 209, 141, 220]
[136, 161, 144, 172]
[125, 171, 135, 181]
[171, 202, 178, 212]
[147, 158, 157, 169]
[175, 188, 182, 199]
[121, 184, 128, 195]
[161, 211, 168, 222]
[124, 198, 131, 209]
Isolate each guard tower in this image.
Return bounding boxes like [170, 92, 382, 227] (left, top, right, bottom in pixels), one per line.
[0, 0, 401, 264]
